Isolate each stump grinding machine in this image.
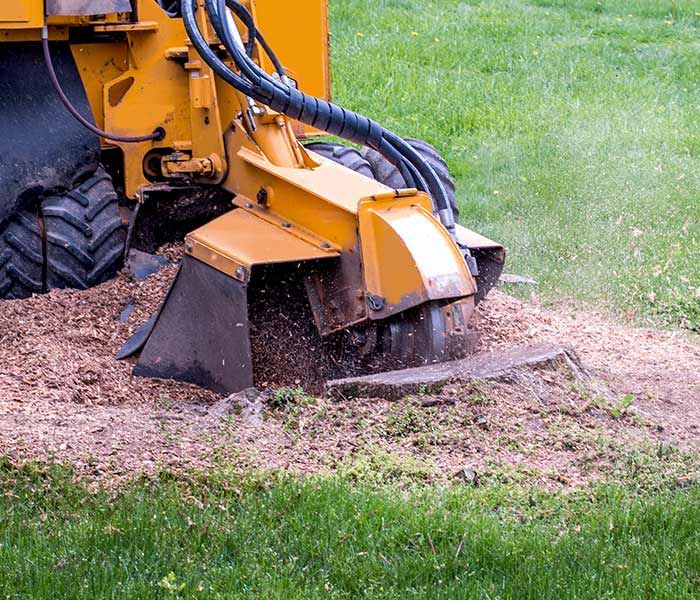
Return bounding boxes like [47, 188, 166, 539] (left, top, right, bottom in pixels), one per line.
[0, 0, 505, 394]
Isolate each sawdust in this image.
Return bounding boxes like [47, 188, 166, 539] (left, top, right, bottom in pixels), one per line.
[248, 265, 348, 390]
[0, 253, 699, 487]
[473, 291, 700, 446]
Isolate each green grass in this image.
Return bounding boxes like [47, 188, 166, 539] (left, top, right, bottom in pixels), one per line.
[1, 461, 700, 599]
[331, 0, 700, 330]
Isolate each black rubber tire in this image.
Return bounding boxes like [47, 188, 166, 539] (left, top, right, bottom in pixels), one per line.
[42, 167, 125, 291]
[362, 138, 459, 219]
[305, 142, 375, 179]
[0, 208, 44, 299]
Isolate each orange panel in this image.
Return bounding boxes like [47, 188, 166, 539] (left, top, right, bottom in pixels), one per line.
[0, 0, 43, 28]
[186, 208, 339, 281]
[252, 0, 330, 101]
[71, 42, 129, 133]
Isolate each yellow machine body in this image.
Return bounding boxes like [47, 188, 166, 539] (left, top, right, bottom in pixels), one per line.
[1, 0, 331, 196]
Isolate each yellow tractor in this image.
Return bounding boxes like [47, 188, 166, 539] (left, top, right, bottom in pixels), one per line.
[0, 0, 505, 393]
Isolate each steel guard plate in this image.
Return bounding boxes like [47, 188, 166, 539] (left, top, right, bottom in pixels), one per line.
[133, 255, 253, 395]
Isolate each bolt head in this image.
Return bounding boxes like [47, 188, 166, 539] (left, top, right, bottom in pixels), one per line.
[367, 294, 385, 312]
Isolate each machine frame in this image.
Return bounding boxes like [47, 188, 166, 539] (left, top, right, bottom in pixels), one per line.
[0, 0, 505, 392]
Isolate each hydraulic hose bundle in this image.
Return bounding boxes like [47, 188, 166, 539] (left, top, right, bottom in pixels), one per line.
[180, 0, 458, 235]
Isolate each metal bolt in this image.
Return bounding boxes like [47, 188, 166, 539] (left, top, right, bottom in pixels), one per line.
[185, 242, 194, 252]
[321, 242, 331, 249]
[245, 202, 253, 209]
[367, 294, 385, 312]
[235, 267, 246, 280]
[281, 222, 292, 228]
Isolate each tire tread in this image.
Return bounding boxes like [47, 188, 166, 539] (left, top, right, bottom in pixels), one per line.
[43, 167, 125, 291]
[0, 208, 44, 299]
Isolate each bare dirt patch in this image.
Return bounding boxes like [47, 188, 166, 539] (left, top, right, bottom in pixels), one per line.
[1, 253, 699, 487]
[474, 292, 700, 447]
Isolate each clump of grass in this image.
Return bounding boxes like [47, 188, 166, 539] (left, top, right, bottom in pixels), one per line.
[546, 425, 700, 491]
[268, 386, 315, 409]
[598, 438, 700, 492]
[384, 400, 436, 438]
[481, 460, 544, 486]
[335, 448, 437, 487]
[570, 377, 637, 420]
[268, 386, 317, 432]
[464, 391, 494, 405]
[591, 392, 636, 419]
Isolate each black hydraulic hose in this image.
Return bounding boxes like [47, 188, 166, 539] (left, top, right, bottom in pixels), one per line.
[224, 1, 256, 57]
[209, 0, 290, 102]
[208, 0, 269, 87]
[183, 0, 455, 232]
[211, 1, 453, 229]
[41, 28, 165, 144]
[255, 28, 286, 79]
[204, 1, 421, 189]
[223, 0, 285, 77]
[219, 3, 441, 200]
[181, 0, 256, 96]
[223, 0, 293, 79]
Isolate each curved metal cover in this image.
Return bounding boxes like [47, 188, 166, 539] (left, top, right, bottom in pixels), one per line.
[359, 196, 477, 319]
[47, 0, 131, 15]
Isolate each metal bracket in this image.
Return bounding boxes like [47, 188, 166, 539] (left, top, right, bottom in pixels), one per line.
[161, 151, 224, 180]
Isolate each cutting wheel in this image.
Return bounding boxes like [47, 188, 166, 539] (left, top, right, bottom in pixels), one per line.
[364, 297, 478, 370]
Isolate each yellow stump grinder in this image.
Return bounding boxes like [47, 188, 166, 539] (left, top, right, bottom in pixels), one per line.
[0, 0, 505, 393]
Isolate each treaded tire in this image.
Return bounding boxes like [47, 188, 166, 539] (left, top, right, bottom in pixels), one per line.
[43, 168, 125, 290]
[0, 208, 44, 299]
[305, 142, 375, 179]
[362, 138, 459, 219]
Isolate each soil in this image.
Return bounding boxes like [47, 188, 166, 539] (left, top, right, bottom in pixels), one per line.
[1, 252, 699, 487]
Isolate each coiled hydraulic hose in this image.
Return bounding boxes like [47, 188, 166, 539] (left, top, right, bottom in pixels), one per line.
[180, 0, 457, 234]
[41, 27, 165, 144]
[207, 0, 439, 211]
[224, 1, 285, 78]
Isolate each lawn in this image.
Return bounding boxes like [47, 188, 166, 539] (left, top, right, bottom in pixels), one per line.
[2, 2, 700, 598]
[1, 462, 700, 599]
[331, 0, 700, 330]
